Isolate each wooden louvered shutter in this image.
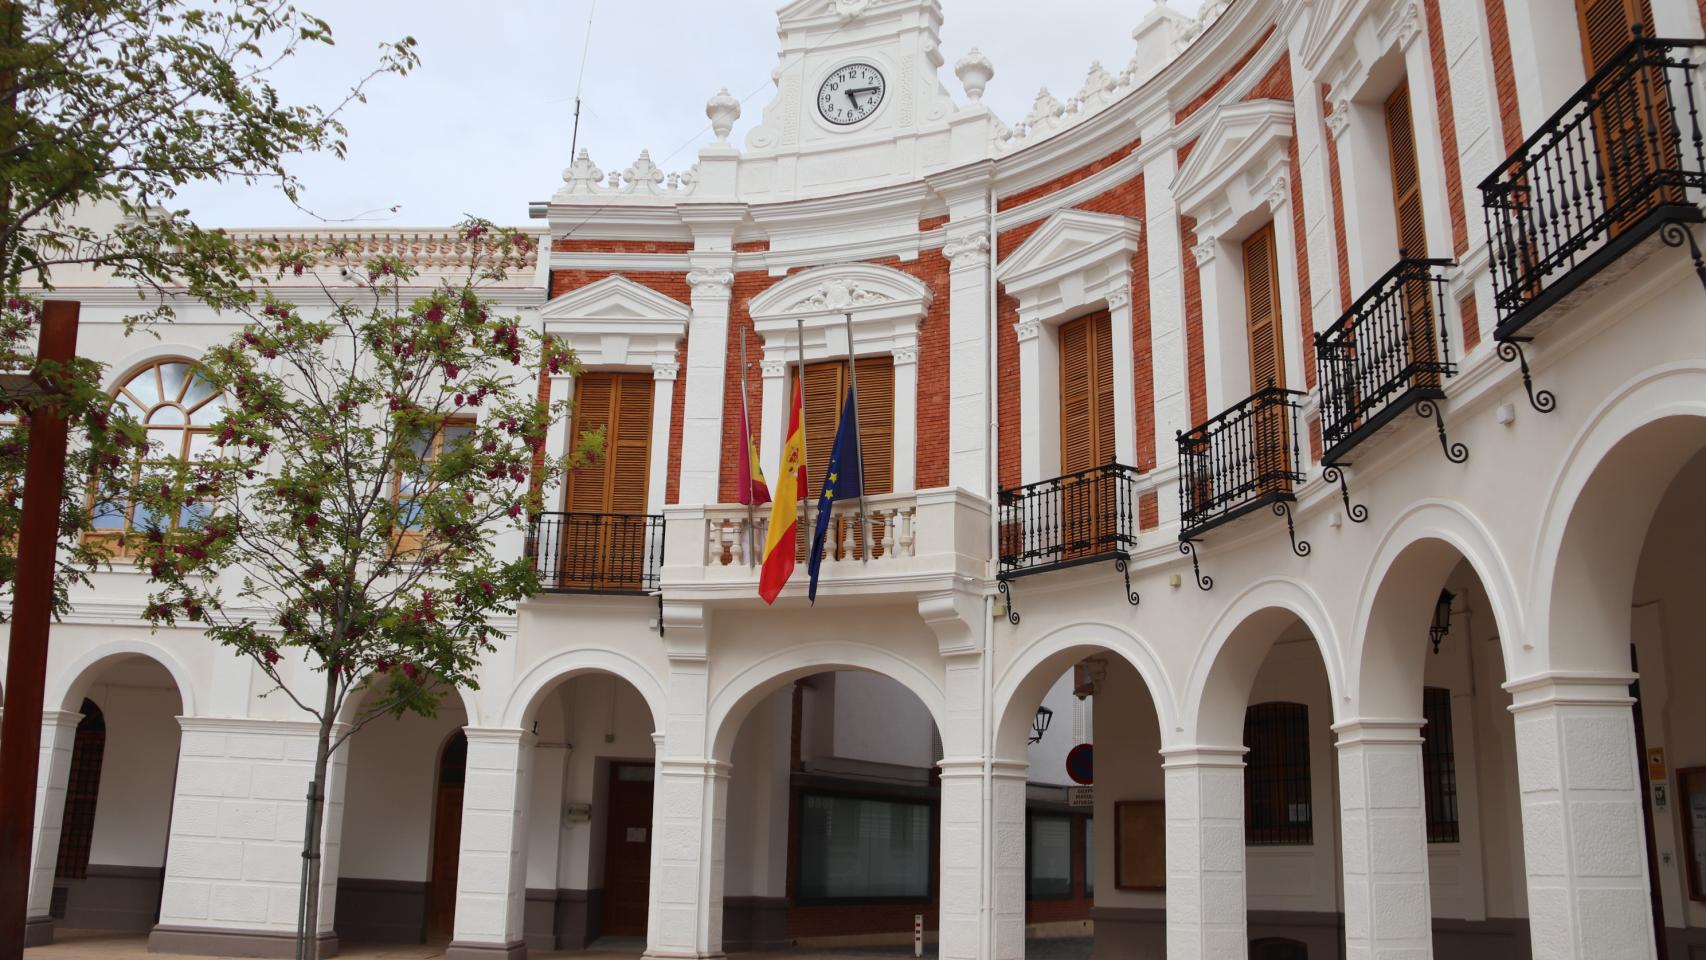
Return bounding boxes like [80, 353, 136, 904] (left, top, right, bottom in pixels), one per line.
[1385, 82, 1440, 382]
[853, 357, 894, 495]
[1243, 226, 1291, 495]
[1059, 317, 1093, 476]
[561, 371, 652, 589]
[1058, 312, 1117, 558]
[800, 357, 895, 561]
[801, 361, 845, 502]
[1577, 0, 1677, 233]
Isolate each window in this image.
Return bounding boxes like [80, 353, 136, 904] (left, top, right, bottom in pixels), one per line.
[55, 699, 105, 880]
[1242, 224, 1285, 393]
[797, 793, 930, 901]
[1383, 80, 1444, 390]
[1058, 310, 1115, 474]
[1084, 818, 1094, 896]
[555, 371, 654, 590]
[800, 356, 895, 560]
[89, 359, 225, 551]
[1422, 686, 1460, 843]
[1244, 701, 1312, 845]
[1027, 813, 1073, 900]
[394, 417, 476, 544]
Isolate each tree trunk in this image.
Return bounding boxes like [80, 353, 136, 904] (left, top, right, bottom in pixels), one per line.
[299, 675, 338, 960]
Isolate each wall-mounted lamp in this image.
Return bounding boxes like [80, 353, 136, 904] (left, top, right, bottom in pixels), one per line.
[1430, 589, 1456, 655]
[1030, 705, 1054, 744]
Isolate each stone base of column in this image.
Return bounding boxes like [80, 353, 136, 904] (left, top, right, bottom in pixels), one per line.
[148, 925, 339, 957]
[24, 915, 53, 946]
[639, 952, 727, 960]
[445, 940, 527, 960]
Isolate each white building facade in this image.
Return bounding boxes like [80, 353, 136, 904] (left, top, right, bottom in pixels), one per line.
[14, 0, 1706, 958]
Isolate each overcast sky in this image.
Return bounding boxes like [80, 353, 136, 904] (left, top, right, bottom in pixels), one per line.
[173, 1, 1202, 229]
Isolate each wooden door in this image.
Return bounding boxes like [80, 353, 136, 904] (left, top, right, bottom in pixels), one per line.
[426, 732, 467, 941]
[561, 372, 653, 589]
[1243, 225, 1291, 495]
[1577, 0, 1677, 233]
[1058, 311, 1117, 556]
[601, 762, 656, 937]
[1384, 82, 1441, 386]
[799, 357, 894, 559]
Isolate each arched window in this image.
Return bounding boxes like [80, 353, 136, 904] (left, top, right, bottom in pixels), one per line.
[90, 359, 225, 546]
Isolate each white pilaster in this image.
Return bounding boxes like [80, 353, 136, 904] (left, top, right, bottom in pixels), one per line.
[1403, 16, 1456, 264]
[891, 342, 919, 492]
[1107, 287, 1139, 468]
[758, 359, 787, 488]
[1015, 320, 1045, 484]
[450, 727, 533, 957]
[541, 370, 575, 513]
[26, 711, 82, 927]
[679, 266, 735, 506]
[650, 361, 680, 513]
[944, 230, 993, 495]
[1506, 674, 1658, 960]
[1140, 127, 1189, 526]
[992, 759, 1028, 960]
[1335, 719, 1435, 960]
[1162, 746, 1248, 960]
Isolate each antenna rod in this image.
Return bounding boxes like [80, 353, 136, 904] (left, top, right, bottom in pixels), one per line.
[568, 0, 597, 160]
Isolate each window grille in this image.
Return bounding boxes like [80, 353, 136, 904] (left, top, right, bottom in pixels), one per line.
[1244, 701, 1312, 845]
[55, 699, 106, 879]
[1422, 686, 1460, 843]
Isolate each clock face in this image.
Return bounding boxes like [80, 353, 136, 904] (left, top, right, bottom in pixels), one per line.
[817, 62, 886, 126]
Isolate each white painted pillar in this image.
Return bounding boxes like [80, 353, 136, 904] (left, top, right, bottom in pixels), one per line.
[1330, 101, 1402, 293]
[1106, 287, 1139, 468]
[1506, 674, 1658, 960]
[539, 362, 576, 514]
[1288, 50, 1346, 340]
[936, 758, 984, 960]
[649, 360, 680, 514]
[24, 710, 81, 943]
[891, 341, 919, 492]
[758, 358, 787, 489]
[449, 727, 533, 960]
[1403, 18, 1456, 264]
[1140, 125, 1190, 526]
[645, 651, 725, 960]
[1016, 319, 1044, 484]
[1194, 240, 1243, 408]
[679, 267, 735, 506]
[1334, 719, 1435, 960]
[1161, 746, 1248, 960]
[992, 759, 1029, 960]
[1265, 180, 1310, 395]
[943, 230, 993, 496]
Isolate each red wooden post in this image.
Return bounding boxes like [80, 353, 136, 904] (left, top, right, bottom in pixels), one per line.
[0, 300, 80, 959]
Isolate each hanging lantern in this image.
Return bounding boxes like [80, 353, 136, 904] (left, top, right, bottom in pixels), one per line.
[1030, 705, 1054, 744]
[1430, 589, 1455, 655]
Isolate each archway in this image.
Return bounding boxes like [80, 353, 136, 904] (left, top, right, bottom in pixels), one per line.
[990, 625, 1174, 960]
[37, 652, 186, 939]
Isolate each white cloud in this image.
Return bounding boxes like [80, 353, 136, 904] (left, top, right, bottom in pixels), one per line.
[174, 0, 1201, 228]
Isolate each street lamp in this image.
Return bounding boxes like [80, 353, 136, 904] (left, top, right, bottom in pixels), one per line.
[1430, 589, 1455, 655]
[1030, 705, 1054, 744]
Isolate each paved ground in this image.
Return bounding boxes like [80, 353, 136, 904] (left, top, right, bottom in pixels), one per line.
[23, 930, 1095, 960]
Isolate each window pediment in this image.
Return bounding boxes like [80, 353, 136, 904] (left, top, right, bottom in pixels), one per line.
[541, 275, 688, 369]
[994, 209, 1141, 325]
[748, 262, 932, 363]
[1172, 99, 1295, 238]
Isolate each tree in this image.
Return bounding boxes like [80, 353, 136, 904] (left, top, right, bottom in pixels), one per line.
[0, 0, 415, 605]
[130, 222, 587, 957]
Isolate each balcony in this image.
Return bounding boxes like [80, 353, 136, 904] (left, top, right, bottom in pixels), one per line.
[1177, 385, 1306, 545]
[526, 512, 664, 595]
[1480, 30, 1706, 340]
[997, 462, 1139, 577]
[1316, 257, 1459, 465]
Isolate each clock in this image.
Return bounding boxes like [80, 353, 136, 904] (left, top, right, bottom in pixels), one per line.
[817, 62, 886, 126]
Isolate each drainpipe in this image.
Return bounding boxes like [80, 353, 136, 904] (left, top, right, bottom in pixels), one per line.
[981, 185, 1000, 960]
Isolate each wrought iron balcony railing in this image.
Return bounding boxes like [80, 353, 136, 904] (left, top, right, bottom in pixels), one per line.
[995, 462, 1142, 619]
[1316, 257, 1461, 466]
[1480, 29, 1706, 341]
[527, 511, 663, 595]
[1178, 385, 1306, 540]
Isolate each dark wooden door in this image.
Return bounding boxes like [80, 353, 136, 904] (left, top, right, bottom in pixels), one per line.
[427, 732, 467, 940]
[601, 762, 655, 937]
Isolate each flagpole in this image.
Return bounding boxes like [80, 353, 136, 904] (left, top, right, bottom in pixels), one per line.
[795, 317, 809, 572]
[842, 310, 870, 564]
[738, 334, 757, 568]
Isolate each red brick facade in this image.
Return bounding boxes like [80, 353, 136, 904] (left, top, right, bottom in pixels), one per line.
[1485, 0, 1524, 157]
[1179, 213, 1208, 425]
[1422, 0, 1471, 259]
[1174, 26, 1280, 123]
[719, 270, 786, 504]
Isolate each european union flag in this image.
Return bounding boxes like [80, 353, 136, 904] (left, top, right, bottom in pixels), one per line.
[807, 386, 863, 603]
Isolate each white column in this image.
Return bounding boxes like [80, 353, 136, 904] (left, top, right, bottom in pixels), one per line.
[758, 358, 786, 488]
[1335, 719, 1435, 960]
[1265, 177, 1310, 395]
[151, 718, 333, 953]
[539, 362, 575, 514]
[1141, 126, 1191, 527]
[944, 231, 993, 496]
[1506, 674, 1658, 960]
[646, 652, 725, 960]
[679, 267, 734, 505]
[1403, 18, 1456, 264]
[1016, 320, 1044, 484]
[449, 727, 533, 960]
[649, 361, 679, 514]
[1106, 287, 1139, 468]
[891, 342, 919, 493]
[1289, 49, 1346, 342]
[936, 759, 984, 960]
[1162, 746, 1248, 960]
[991, 759, 1028, 960]
[25, 710, 81, 942]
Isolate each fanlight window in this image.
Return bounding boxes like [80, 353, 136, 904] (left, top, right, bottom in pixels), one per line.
[90, 359, 226, 542]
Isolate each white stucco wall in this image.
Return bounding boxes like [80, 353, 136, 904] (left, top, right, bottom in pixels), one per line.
[337, 700, 468, 882]
[87, 663, 182, 868]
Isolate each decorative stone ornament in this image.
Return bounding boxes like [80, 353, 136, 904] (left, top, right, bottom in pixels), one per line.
[786, 278, 895, 312]
[943, 234, 992, 269]
[706, 88, 741, 142]
[955, 48, 994, 102]
[686, 268, 735, 297]
[833, 0, 871, 21]
[561, 148, 604, 194]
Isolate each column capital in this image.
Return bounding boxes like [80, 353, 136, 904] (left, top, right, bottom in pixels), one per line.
[1332, 717, 1425, 746]
[1104, 285, 1131, 310]
[942, 233, 992, 270]
[1503, 671, 1638, 713]
[1264, 171, 1291, 212]
[685, 268, 734, 298]
[1159, 744, 1247, 769]
[656, 756, 731, 779]
[462, 726, 533, 747]
[1014, 319, 1042, 343]
[652, 361, 681, 381]
[1190, 236, 1217, 266]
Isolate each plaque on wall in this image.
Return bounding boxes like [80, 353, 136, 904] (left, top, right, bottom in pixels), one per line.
[1114, 800, 1165, 891]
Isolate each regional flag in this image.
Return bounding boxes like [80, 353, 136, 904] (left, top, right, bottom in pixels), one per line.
[737, 381, 770, 506]
[806, 386, 863, 603]
[758, 381, 807, 603]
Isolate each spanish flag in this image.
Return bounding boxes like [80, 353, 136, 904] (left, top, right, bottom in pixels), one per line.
[758, 381, 807, 603]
